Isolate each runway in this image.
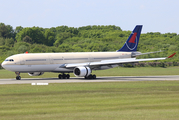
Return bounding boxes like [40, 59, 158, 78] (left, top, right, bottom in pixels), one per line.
[0, 75, 179, 84]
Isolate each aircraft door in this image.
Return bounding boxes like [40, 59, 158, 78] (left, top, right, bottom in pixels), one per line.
[49, 55, 53, 64]
[19, 56, 25, 65]
[88, 54, 93, 62]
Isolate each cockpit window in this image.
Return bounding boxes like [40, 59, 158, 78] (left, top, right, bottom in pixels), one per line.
[5, 59, 14, 62]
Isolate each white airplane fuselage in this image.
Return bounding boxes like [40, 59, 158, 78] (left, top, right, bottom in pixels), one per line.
[2, 52, 132, 73]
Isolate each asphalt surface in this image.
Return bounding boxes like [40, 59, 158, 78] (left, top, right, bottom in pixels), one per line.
[0, 75, 179, 84]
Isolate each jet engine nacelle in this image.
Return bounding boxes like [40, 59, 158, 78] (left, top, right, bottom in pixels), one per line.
[28, 72, 44, 76]
[73, 67, 91, 77]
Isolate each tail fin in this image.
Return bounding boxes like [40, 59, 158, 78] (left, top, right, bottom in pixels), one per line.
[117, 25, 142, 52]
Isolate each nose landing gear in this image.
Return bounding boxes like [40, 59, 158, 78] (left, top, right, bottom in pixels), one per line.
[15, 72, 21, 80]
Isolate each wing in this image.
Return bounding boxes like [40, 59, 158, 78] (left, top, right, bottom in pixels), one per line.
[63, 53, 176, 69]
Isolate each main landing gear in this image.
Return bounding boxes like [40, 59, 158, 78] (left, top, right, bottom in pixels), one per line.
[58, 73, 70, 79]
[58, 73, 96, 79]
[15, 72, 21, 80]
[85, 74, 96, 79]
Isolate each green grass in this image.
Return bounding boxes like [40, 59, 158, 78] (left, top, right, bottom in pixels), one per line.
[0, 67, 179, 79]
[0, 81, 179, 120]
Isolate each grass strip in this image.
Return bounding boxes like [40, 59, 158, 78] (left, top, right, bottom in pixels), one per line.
[0, 81, 179, 120]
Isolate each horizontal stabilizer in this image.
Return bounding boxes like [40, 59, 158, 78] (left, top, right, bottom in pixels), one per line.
[132, 51, 163, 57]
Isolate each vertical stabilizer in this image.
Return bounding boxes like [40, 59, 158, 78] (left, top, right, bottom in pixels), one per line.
[117, 25, 142, 52]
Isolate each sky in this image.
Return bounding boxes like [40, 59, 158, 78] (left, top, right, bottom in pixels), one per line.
[0, 0, 179, 33]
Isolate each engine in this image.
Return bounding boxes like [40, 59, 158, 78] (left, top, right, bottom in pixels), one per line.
[73, 67, 91, 77]
[28, 72, 44, 76]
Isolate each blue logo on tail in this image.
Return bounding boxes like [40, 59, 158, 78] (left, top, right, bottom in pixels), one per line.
[117, 25, 142, 52]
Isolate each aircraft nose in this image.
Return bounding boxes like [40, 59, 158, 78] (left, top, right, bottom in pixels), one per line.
[1, 61, 6, 69]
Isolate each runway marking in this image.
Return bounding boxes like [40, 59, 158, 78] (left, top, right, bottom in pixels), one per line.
[31, 83, 48, 85]
[0, 75, 179, 84]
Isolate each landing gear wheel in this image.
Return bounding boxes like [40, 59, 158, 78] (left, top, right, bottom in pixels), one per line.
[58, 74, 62, 79]
[92, 75, 96, 79]
[16, 76, 21, 80]
[66, 74, 70, 79]
[62, 74, 66, 79]
[88, 74, 93, 79]
[58, 74, 70, 79]
[15, 72, 21, 80]
[85, 74, 96, 79]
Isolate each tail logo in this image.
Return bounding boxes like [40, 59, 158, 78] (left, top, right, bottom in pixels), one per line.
[126, 32, 138, 50]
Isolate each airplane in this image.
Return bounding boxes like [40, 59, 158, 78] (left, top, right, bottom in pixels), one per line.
[1, 25, 176, 80]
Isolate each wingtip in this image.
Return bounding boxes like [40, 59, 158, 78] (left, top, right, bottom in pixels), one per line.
[168, 53, 176, 58]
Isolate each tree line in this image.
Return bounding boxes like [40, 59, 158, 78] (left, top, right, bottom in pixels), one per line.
[0, 22, 179, 67]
